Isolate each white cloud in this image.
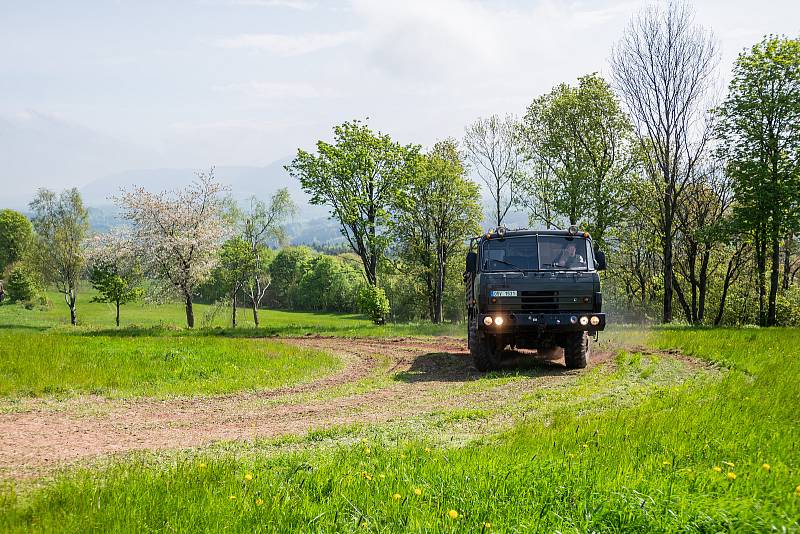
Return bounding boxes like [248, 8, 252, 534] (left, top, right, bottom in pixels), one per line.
[216, 31, 360, 56]
[229, 0, 316, 9]
[214, 81, 329, 99]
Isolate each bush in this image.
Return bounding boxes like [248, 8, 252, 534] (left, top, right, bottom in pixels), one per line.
[268, 246, 316, 309]
[776, 286, 800, 326]
[357, 284, 390, 324]
[5, 263, 39, 303]
[296, 255, 364, 312]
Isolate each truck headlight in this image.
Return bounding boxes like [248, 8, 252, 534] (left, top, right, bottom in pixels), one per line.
[494, 316, 504, 326]
[590, 316, 601, 326]
[483, 316, 493, 326]
[579, 316, 589, 326]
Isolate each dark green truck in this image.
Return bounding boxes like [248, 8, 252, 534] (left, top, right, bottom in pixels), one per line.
[464, 226, 607, 371]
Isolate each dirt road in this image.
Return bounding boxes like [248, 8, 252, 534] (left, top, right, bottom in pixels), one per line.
[0, 336, 651, 479]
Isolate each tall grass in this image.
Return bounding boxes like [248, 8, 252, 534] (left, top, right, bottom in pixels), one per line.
[0, 332, 340, 398]
[2, 327, 799, 531]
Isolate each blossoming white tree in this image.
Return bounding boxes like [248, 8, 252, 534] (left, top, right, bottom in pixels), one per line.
[85, 228, 144, 327]
[116, 170, 228, 328]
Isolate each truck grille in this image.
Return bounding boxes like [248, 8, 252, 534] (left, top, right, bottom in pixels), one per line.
[520, 290, 558, 311]
[487, 290, 592, 313]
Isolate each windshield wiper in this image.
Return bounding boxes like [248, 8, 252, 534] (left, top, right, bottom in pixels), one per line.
[488, 259, 526, 273]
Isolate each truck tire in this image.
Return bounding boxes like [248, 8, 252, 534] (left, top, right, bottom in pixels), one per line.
[564, 332, 589, 369]
[470, 323, 500, 372]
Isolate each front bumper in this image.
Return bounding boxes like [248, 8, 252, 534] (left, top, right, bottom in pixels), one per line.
[478, 312, 606, 333]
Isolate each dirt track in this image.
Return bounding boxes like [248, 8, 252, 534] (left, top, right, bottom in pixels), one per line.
[0, 336, 623, 479]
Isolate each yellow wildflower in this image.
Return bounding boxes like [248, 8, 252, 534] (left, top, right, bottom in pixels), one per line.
[484, 522, 492, 529]
[414, 488, 422, 496]
[712, 466, 722, 473]
[245, 473, 253, 481]
[762, 463, 771, 472]
[255, 498, 264, 506]
[425, 447, 431, 453]
[662, 460, 670, 466]
[361, 471, 372, 481]
[365, 448, 371, 455]
[229, 495, 237, 500]
[795, 485, 800, 494]
[393, 493, 402, 501]
[379, 474, 386, 480]
[198, 463, 207, 469]
[727, 472, 737, 480]
[448, 510, 459, 519]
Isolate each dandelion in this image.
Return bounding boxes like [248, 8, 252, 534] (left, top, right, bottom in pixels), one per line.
[727, 472, 737, 480]
[662, 460, 670, 466]
[393, 493, 402, 501]
[448, 510, 459, 519]
[762, 463, 771, 472]
[425, 447, 431, 453]
[229, 495, 237, 500]
[483, 522, 492, 529]
[414, 488, 422, 496]
[245, 473, 253, 481]
[795, 485, 800, 495]
[379, 474, 386, 480]
[198, 463, 207, 469]
[712, 466, 722, 473]
[400, 454, 406, 460]
[365, 448, 371, 455]
[361, 471, 372, 481]
[255, 498, 264, 506]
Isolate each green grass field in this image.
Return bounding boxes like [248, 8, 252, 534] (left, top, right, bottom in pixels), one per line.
[1, 293, 799, 532]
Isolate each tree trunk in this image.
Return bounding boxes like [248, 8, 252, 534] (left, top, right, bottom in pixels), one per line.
[768, 233, 780, 326]
[755, 230, 767, 326]
[252, 299, 260, 327]
[714, 251, 740, 326]
[185, 294, 194, 328]
[69, 303, 77, 326]
[115, 300, 120, 327]
[783, 233, 793, 290]
[662, 234, 674, 324]
[698, 248, 710, 323]
[231, 292, 237, 328]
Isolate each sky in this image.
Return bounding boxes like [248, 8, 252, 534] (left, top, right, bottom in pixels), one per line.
[1, 0, 799, 208]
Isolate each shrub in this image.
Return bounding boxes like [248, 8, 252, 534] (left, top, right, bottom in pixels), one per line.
[776, 286, 800, 326]
[5, 263, 39, 303]
[357, 284, 390, 324]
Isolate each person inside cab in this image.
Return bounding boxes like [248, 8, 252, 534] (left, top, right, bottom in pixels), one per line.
[555, 242, 586, 269]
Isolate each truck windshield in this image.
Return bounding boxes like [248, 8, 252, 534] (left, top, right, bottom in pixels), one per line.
[482, 235, 589, 271]
[538, 236, 588, 270]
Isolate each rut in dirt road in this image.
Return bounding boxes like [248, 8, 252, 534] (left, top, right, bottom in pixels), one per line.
[0, 336, 606, 478]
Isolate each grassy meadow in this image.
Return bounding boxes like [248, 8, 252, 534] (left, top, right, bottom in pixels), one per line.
[1, 292, 799, 531]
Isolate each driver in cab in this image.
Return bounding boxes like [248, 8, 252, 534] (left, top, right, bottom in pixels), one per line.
[555, 242, 586, 269]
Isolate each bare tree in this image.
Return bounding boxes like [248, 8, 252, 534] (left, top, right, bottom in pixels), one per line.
[117, 170, 228, 328]
[610, 1, 718, 323]
[463, 114, 521, 227]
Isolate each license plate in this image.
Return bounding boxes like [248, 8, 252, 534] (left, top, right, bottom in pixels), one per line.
[490, 290, 518, 297]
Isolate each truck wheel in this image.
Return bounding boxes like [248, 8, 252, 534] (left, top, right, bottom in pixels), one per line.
[470, 323, 500, 372]
[564, 332, 589, 369]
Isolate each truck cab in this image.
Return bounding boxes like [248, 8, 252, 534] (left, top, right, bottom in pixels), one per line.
[464, 226, 606, 371]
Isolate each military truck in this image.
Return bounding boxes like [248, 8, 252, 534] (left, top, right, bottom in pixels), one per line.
[464, 226, 606, 371]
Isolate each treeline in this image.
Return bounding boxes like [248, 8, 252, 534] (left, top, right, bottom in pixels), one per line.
[1, 2, 798, 328]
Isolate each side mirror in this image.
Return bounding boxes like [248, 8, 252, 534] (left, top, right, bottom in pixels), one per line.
[465, 251, 478, 274]
[594, 248, 606, 271]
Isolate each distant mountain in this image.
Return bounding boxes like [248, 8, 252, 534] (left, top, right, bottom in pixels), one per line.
[79, 158, 328, 221]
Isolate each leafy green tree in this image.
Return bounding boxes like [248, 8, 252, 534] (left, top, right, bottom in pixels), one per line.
[0, 209, 33, 274]
[268, 246, 316, 309]
[210, 237, 254, 328]
[519, 74, 636, 245]
[5, 263, 40, 303]
[237, 189, 296, 326]
[86, 229, 144, 327]
[287, 120, 418, 288]
[715, 36, 800, 326]
[394, 139, 482, 323]
[296, 254, 364, 312]
[357, 284, 390, 325]
[29, 188, 89, 325]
